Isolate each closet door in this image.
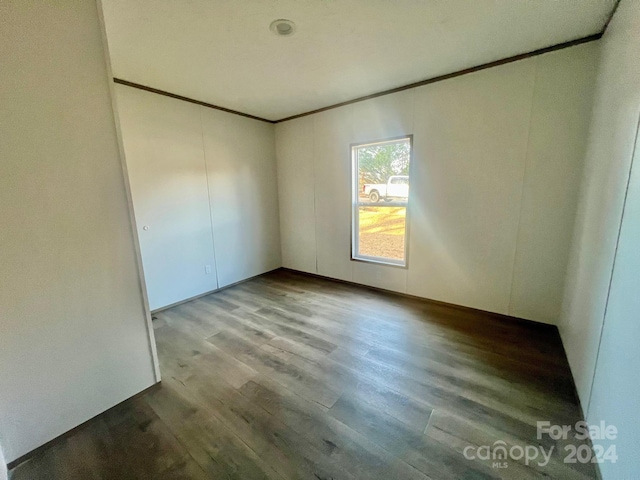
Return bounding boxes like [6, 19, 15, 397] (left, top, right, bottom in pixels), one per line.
[116, 85, 217, 310]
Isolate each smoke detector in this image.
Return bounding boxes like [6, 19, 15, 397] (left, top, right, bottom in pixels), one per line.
[270, 19, 296, 37]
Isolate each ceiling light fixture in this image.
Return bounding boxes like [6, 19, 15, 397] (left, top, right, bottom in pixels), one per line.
[270, 19, 296, 37]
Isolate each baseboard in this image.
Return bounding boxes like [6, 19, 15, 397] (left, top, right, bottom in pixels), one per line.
[150, 267, 282, 314]
[7, 382, 161, 471]
[279, 267, 557, 331]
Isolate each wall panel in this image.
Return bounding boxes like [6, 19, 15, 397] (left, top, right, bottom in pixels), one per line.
[0, 0, 156, 462]
[117, 89, 280, 306]
[313, 107, 356, 281]
[276, 117, 317, 273]
[560, 0, 640, 406]
[559, 5, 640, 478]
[201, 108, 281, 288]
[589, 119, 640, 480]
[510, 44, 599, 323]
[116, 85, 218, 310]
[407, 61, 534, 314]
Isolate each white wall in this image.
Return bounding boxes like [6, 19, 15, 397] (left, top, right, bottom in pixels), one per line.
[277, 44, 598, 323]
[560, 0, 640, 406]
[560, 2, 640, 477]
[408, 61, 534, 314]
[509, 46, 600, 322]
[116, 85, 219, 310]
[589, 118, 640, 479]
[0, 0, 157, 464]
[276, 118, 317, 274]
[115, 86, 281, 309]
[201, 108, 282, 288]
[0, 444, 6, 480]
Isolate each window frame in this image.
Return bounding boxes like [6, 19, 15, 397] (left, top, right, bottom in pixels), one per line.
[350, 135, 413, 268]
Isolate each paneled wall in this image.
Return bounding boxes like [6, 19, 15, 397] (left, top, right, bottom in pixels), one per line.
[116, 85, 281, 311]
[276, 43, 598, 324]
[200, 109, 282, 287]
[0, 0, 157, 463]
[560, 0, 640, 405]
[276, 118, 317, 273]
[560, 2, 640, 477]
[116, 86, 218, 310]
[0, 446, 5, 480]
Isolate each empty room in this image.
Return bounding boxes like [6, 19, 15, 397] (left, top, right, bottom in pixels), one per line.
[2, 1, 639, 479]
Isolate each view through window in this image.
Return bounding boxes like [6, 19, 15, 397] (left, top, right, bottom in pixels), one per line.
[352, 136, 411, 266]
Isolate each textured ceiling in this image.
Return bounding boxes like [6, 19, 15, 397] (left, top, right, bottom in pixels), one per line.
[101, 0, 614, 121]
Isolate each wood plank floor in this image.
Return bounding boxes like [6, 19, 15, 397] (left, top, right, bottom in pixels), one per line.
[11, 269, 599, 479]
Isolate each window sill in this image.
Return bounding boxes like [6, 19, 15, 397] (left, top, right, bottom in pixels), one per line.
[350, 257, 407, 269]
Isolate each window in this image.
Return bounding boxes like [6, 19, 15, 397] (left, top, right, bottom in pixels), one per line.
[351, 136, 412, 266]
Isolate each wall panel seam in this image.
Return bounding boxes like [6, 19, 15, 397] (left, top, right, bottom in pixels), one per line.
[507, 57, 539, 318]
[198, 106, 220, 290]
[312, 118, 319, 273]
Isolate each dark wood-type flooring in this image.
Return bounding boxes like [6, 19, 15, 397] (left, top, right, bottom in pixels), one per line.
[12, 269, 598, 479]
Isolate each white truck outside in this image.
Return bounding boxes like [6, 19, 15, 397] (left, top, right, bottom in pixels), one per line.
[362, 175, 409, 202]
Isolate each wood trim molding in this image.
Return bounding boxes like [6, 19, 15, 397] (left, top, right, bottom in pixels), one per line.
[7, 382, 162, 471]
[113, 33, 602, 124]
[113, 78, 276, 124]
[602, 0, 622, 34]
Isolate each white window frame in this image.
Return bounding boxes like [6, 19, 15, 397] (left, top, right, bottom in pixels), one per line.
[351, 135, 413, 268]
